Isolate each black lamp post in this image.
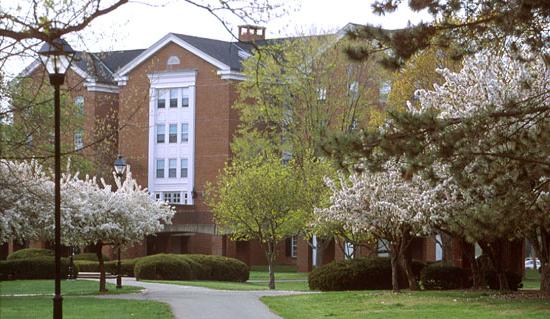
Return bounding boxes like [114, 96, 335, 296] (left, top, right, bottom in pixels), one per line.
[38, 38, 76, 319]
[113, 155, 127, 289]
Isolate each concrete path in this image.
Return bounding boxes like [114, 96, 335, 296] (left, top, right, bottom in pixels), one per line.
[93, 278, 308, 319]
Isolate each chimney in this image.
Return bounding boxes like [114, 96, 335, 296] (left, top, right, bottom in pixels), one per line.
[238, 25, 266, 42]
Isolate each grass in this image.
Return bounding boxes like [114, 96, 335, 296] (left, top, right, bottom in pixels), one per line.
[248, 271, 308, 281]
[0, 280, 141, 296]
[0, 296, 173, 319]
[250, 265, 298, 272]
[523, 269, 541, 289]
[262, 290, 550, 319]
[143, 279, 310, 291]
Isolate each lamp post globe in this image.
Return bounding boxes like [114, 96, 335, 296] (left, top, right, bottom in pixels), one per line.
[38, 37, 75, 319]
[113, 155, 126, 289]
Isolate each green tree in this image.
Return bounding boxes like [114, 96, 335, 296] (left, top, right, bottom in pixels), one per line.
[205, 156, 308, 289]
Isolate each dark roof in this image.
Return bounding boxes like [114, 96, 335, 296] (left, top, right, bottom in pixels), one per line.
[94, 49, 145, 74]
[172, 33, 251, 71]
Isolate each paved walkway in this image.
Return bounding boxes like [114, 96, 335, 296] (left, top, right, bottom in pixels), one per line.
[92, 278, 308, 319]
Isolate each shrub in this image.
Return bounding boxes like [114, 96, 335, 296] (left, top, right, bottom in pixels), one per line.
[7, 248, 54, 260]
[73, 253, 110, 262]
[74, 260, 100, 272]
[421, 263, 467, 290]
[134, 254, 249, 282]
[105, 258, 139, 277]
[0, 257, 74, 280]
[308, 257, 425, 291]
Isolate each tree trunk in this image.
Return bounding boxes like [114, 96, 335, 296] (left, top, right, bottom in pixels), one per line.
[480, 240, 509, 291]
[96, 241, 107, 293]
[401, 250, 418, 290]
[462, 240, 482, 289]
[529, 228, 550, 292]
[266, 241, 276, 290]
[390, 249, 400, 293]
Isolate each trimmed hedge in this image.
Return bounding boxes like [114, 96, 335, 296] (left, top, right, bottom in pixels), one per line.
[0, 257, 76, 280]
[105, 259, 139, 277]
[134, 254, 249, 282]
[74, 260, 101, 272]
[7, 248, 54, 260]
[73, 253, 110, 262]
[421, 263, 467, 290]
[308, 257, 425, 291]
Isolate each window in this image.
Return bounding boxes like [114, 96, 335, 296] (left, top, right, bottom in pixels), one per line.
[168, 159, 177, 178]
[181, 158, 188, 178]
[183, 192, 189, 204]
[75, 96, 84, 114]
[157, 89, 168, 108]
[170, 88, 178, 108]
[344, 241, 355, 260]
[168, 124, 177, 143]
[317, 87, 327, 101]
[291, 236, 298, 258]
[377, 239, 389, 257]
[181, 89, 189, 107]
[379, 80, 392, 103]
[349, 81, 359, 99]
[74, 130, 83, 150]
[156, 159, 165, 178]
[181, 123, 189, 143]
[156, 124, 165, 143]
[163, 192, 181, 204]
[155, 193, 161, 200]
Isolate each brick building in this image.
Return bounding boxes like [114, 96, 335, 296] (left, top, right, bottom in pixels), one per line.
[3, 24, 524, 275]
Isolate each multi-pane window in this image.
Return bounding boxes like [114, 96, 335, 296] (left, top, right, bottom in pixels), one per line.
[183, 192, 189, 204]
[155, 193, 161, 200]
[377, 239, 389, 257]
[181, 123, 189, 143]
[169, 124, 177, 143]
[170, 88, 178, 108]
[74, 130, 84, 150]
[157, 89, 168, 108]
[156, 159, 165, 178]
[181, 158, 188, 178]
[156, 124, 165, 143]
[181, 88, 189, 107]
[168, 159, 177, 178]
[163, 192, 181, 204]
[290, 236, 298, 258]
[75, 96, 84, 114]
[317, 87, 327, 101]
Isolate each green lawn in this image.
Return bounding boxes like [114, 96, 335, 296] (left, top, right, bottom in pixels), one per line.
[0, 296, 173, 319]
[0, 280, 141, 296]
[523, 269, 541, 289]
[248, 271, 308, 281]
[143, 279, 310, 291]
[262, 290, 550, 319]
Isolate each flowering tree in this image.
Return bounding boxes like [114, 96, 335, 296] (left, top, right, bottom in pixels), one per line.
[314, 162, 447, 292]
[0, 160, 52, 243]
[327, 51, 550, 291]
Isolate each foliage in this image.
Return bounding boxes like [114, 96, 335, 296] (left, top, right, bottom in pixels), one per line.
[313, 161, 450, 291]
[486, 271, 523, 291]
[234, 36, 390, 161]
[7, 248, 53, 260]
[308, 257, 425, 291]
[346, 0, 549, 69]
[0, 257, 73, 280]
[134, 254, 249, 282]
[105, 258, 138, 277]
[420, 263, 467, 290]
[73, 252, 110, 262]
[206, 156, 309, 289]
[74, 260, 102, 273]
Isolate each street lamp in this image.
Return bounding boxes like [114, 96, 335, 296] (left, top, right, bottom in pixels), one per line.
[38, 38, 76, 319]
[113, 154, 127, 288]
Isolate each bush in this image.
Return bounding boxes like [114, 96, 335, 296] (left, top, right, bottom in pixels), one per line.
[74, 260, 100, 272]
[7, 248, 54, 260]
[421, 263, 467, 290]
[105, 259, 139, 277]
[0, 257, 75, 280]
[308, 257, 425, 291]
[134, 254, 249, 282]
[73, 253, 110, 262]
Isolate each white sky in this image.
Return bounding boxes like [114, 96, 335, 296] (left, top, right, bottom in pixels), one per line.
[5, 0, 431, 76]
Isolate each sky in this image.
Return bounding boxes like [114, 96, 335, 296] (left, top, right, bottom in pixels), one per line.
[5, 0, 432, 77]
